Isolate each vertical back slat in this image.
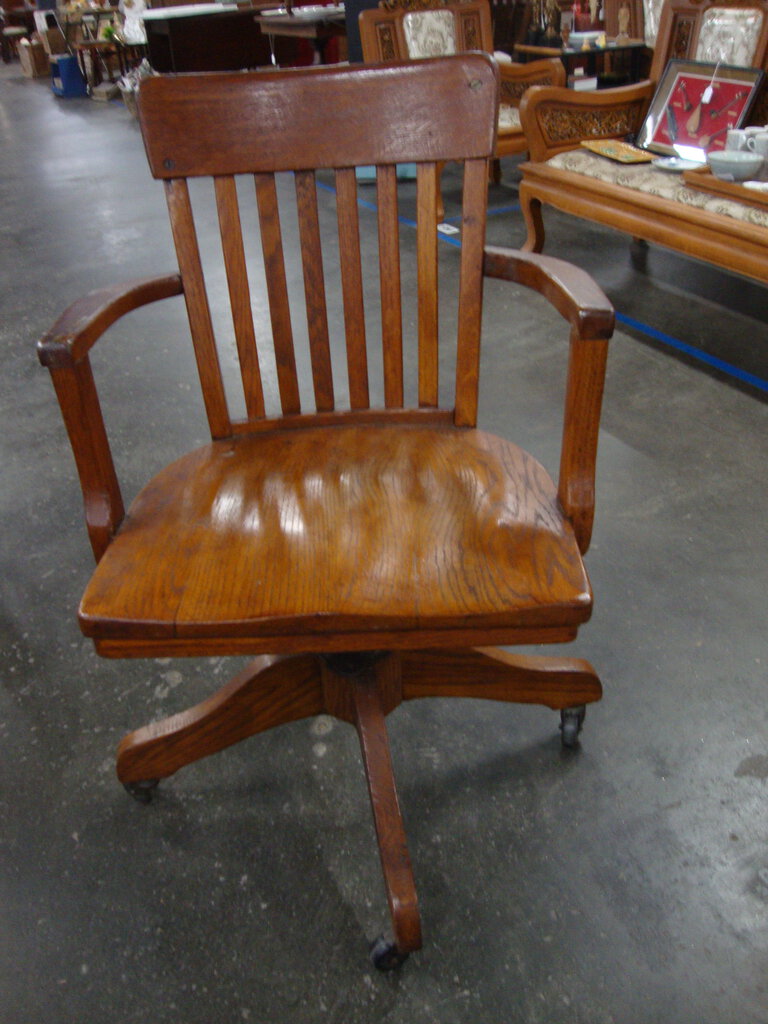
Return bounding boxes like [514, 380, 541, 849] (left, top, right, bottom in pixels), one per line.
[376, 164, 404, 409]
[214, 176, 266, 421]
[294, 170, 335, 412]
[454, 158, 489, 428]
[335, 167, 370, 410]
[254, 172, 302, 416]
[416, 163, 439, 408]
[165, 179, 231, 439]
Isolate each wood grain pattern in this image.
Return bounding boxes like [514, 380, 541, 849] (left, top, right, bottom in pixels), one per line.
[335, 167, 370, 409]
[166, 179, 232, 439]
[255, 171, 302, 415]
[78, 424, 591, 642]
[295, 170, 335, 412]
[454, 159, 489, 427]
[401, 647, 602, 709]
[214, 175, 266, 421]
[138, 57, 500, 177]
[416, 163, 439, 408]
[377, 164, 404, 408]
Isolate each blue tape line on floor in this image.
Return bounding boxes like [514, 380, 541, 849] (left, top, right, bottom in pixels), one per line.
[617, 312, 768, 393]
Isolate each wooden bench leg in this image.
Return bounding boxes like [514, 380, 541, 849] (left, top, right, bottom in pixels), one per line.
[116, 653, 324, 794]
[518, 183, 545, 252]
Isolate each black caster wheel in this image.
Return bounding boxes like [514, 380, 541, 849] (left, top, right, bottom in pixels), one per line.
[559, 706, 586, 749]
[369, 935, 408, 971]
[123, 778, 160, 803]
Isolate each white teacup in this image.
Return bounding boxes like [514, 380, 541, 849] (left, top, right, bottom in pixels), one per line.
[727, 128, 751, 150]
[747, 131, 768, 157]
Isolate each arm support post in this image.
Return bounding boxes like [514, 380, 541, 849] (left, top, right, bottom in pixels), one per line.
[37, 274, 184, 561]
[483, 247, 613, 552]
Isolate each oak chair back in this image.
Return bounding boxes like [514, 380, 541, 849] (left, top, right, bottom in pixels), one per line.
[138, 57, 499, 439]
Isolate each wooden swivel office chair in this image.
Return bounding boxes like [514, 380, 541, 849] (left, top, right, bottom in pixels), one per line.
[38, 55, 613, 969]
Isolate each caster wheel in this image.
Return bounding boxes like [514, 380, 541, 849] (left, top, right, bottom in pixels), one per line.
[560, 706, 586, 749]
[369, 935, 408, 971]
[123, 778, 160, 803]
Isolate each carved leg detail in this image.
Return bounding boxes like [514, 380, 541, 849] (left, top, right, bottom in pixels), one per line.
[519, 185, 545, 253]
[401, 646, 602, 710]
[352, 665, 422, 958]
[117, 653, 324, 785]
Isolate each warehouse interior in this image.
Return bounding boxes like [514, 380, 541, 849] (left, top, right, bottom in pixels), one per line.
[1, 59, 767, 1023]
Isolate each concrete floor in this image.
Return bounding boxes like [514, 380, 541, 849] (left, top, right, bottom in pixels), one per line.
[1, 62, 767, 1024]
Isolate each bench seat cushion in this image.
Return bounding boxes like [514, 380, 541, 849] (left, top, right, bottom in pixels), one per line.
[548, 149, 768, 228]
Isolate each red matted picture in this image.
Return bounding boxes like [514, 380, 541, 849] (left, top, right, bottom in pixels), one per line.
[636, 59, 765, 156]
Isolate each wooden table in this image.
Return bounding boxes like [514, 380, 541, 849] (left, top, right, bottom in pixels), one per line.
[255, 5, 346, 64]
[143, 3, 272, 72]
[514, 38, 647, 84]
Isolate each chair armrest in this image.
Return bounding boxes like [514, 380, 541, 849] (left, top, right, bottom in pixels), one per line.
[37, 274, 184, 562]
[38, 274, 183, 368]
[518, 80, 653, 162]
[483, 247, 613, 553]
[497, 57, 566, 108]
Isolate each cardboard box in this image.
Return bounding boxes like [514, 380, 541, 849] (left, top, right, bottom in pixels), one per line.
[33, 11, 69, 55]
[18, 36, 50, 78]
[38, 26, 68, 55]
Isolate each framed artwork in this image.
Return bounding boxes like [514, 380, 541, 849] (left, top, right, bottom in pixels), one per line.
[636, 60, 765, 157]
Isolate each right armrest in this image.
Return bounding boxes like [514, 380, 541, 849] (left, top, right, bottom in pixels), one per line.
[37, 274, 183, 562]
[519, 80, 654, 162]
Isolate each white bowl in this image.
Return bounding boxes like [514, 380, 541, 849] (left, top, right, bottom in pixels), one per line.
[707, 149, 763, 181]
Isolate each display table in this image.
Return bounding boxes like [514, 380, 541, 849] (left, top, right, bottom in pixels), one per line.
[255, 4, 345, 64]
[514, 38, 647, 84]
[143, 3, 271, 72]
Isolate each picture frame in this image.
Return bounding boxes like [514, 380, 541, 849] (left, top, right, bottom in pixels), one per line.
[636, 59, 765, 157]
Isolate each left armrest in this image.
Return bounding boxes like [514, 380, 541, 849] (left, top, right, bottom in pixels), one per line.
[483, 247, 613, 553]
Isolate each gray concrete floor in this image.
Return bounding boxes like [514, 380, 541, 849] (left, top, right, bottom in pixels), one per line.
[1, 61, 767, 1024]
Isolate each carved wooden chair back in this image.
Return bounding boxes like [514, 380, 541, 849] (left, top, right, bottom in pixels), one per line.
[358, 0, 493, 61]
[649, 0, 768, 79]
[606, 0, 768, 67]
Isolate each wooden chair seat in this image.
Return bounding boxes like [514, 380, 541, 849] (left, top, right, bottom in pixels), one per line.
[79, 424, 591, 650]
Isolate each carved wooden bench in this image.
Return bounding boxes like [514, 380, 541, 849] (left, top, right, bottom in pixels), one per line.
[518, 0, 768, 287]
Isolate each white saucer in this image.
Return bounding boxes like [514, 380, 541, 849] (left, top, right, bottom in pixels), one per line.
[652, 157, 705, 173]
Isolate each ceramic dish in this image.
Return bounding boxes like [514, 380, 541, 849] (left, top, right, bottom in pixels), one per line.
[652, 156, 705, 173]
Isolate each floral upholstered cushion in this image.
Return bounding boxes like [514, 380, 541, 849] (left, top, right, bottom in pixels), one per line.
[403, 9, 456, 58]
[498, 105, 521, 133]
[548, 149, 768, 227]
[695, 8, 765, 64]
[642, 0, 665, 46]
